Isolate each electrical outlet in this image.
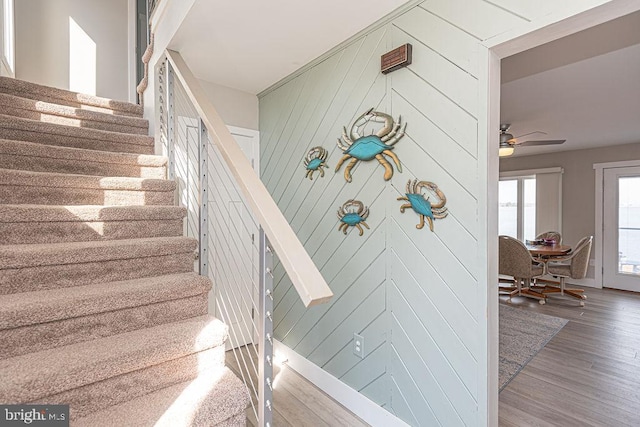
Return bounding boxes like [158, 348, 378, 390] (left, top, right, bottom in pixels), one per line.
[353, 333, 365, 359]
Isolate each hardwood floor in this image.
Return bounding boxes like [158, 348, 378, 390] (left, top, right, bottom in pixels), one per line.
[226, 345, 368, 427]
[224, 287, 640, 426]
[499, 287, 640, 426]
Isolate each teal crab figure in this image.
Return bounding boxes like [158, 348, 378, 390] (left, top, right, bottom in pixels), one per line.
[337, 199, 370, 236]
[303, 146, 329, 180]
[335, 108, 406, 182]
[397, 179, 448, 232]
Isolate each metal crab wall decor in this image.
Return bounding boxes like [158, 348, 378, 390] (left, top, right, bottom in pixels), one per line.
[335, 108, 406, 182]
[303, 146, 329, 180]
[397, 179, 448, 232]
[337, 199, 370, 236]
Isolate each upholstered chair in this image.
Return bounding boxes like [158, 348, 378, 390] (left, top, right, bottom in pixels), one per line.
[543, 236, 593, 306]
[536, 231, 562, 244]
[499, 235, 546, 304]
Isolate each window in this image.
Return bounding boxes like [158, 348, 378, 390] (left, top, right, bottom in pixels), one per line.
[499, 167, 563, 242]
[618, 176, 640, 275]
[499, 176, 536, 240]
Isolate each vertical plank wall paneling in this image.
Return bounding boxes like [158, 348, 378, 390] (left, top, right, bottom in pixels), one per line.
[258, 0, 614, 424]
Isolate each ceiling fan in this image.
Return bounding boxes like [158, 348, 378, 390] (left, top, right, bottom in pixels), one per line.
[499, 124, 566, 157]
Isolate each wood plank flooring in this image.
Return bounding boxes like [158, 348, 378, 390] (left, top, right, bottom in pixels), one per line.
[499, 287, 640, 426]
[226, 345, 368, 426]
[225, 287, 640, 426]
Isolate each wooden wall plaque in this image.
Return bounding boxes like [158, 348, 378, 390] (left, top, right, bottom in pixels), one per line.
[381, 43, 412, 74]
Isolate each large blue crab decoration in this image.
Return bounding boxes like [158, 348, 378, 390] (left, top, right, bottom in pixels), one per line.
[337, 199, 370, 236]
[335, 108, 406, 182]
[397, 179, 448, 232]
[303, 146, 329, 180]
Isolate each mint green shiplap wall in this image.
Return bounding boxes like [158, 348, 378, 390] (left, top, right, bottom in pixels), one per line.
[259, 0, 599, 424]
[261, 24, 395, 411]
[258, 5, 482, 424]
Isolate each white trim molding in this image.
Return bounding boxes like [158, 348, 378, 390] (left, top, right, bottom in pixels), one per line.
[500, 167, 563, 178]
[593, 159, 640, 289]
[274, 340, 410, 427]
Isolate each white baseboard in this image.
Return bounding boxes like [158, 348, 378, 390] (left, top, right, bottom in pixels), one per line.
[274, 340, 409, 427]
[572, 277, 598, 289]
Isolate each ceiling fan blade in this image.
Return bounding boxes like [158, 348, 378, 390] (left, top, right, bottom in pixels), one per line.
[514, 131, 547, 140]
[515, 139, 566, 146]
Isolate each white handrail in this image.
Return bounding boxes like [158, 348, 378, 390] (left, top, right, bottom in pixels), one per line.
[165, 49, 333, 307]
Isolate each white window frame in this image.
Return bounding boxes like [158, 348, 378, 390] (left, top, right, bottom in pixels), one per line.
[499, 167, 563, 241]
[498, 174, 534, 240]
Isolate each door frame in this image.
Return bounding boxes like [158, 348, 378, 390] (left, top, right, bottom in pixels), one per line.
[483, 2, 640, 424]
[594, 159, 640, 289]
[221, 125, 260, 348]
[228, 125, 260, 173]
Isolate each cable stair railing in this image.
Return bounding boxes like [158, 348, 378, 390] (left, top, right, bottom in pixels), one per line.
[156, 49, 333, 426]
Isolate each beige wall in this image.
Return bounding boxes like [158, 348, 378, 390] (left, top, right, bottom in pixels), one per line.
[500, 142, 640, 277]
[15, 0, 129, 101]
[199, 79, 258, 130]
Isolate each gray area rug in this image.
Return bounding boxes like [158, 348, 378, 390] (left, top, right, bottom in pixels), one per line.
[499, 304, 568, 391]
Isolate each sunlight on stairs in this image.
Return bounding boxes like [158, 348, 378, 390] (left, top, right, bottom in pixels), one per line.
[0, 76, 248, 426]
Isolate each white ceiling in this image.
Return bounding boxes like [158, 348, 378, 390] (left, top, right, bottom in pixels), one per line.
[170, 0, 409, 94]
[500, 11, 640, 157]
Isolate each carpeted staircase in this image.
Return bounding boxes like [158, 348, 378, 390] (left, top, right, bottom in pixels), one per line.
[0, 77, 249, 426]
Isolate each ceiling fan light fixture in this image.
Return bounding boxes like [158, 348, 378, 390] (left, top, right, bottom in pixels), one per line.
[499, 141, 514, 157]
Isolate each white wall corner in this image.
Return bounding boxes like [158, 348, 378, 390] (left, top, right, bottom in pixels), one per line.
[477, 43, 501, 427]
[274, 340, 410, 427]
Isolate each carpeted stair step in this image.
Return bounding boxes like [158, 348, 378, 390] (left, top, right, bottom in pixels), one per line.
[0, 139, 166, 178]
[0, 316, 229, 416]
[0, 76, 143, 117]
[44, 346, 227, 421]
[0, 169, 175, 206]
[0, 236, 198, 294]
[0, 93, 148, 135]
[73, 367, 249, 427]
[0, 273, 211, 359]
[0, 114, 153, 154]
[0, 204, 185, 244]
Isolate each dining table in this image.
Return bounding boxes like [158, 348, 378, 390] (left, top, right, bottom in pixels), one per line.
[526, 243, 572, 258]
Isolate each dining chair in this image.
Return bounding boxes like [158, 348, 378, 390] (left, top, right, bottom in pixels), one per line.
[499, 235, 546, 304]
[536, 231, 562, 244]
[542, 236, 593, 306]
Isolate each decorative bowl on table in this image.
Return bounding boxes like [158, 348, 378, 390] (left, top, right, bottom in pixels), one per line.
[543, 238, 556, 245]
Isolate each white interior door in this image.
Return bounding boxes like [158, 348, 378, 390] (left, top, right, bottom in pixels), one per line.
[603, 166, 640, 291]
[207, 127, 260, 350]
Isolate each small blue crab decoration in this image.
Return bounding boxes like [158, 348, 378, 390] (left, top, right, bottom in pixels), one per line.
[303, 146, 329, 180]
[397, 179, 448, 232]
[335, 108, 406, 182]
[337, 199, 370, 236]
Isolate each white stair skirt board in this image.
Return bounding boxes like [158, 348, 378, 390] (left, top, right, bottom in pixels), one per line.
[274, 340, 409, 427]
